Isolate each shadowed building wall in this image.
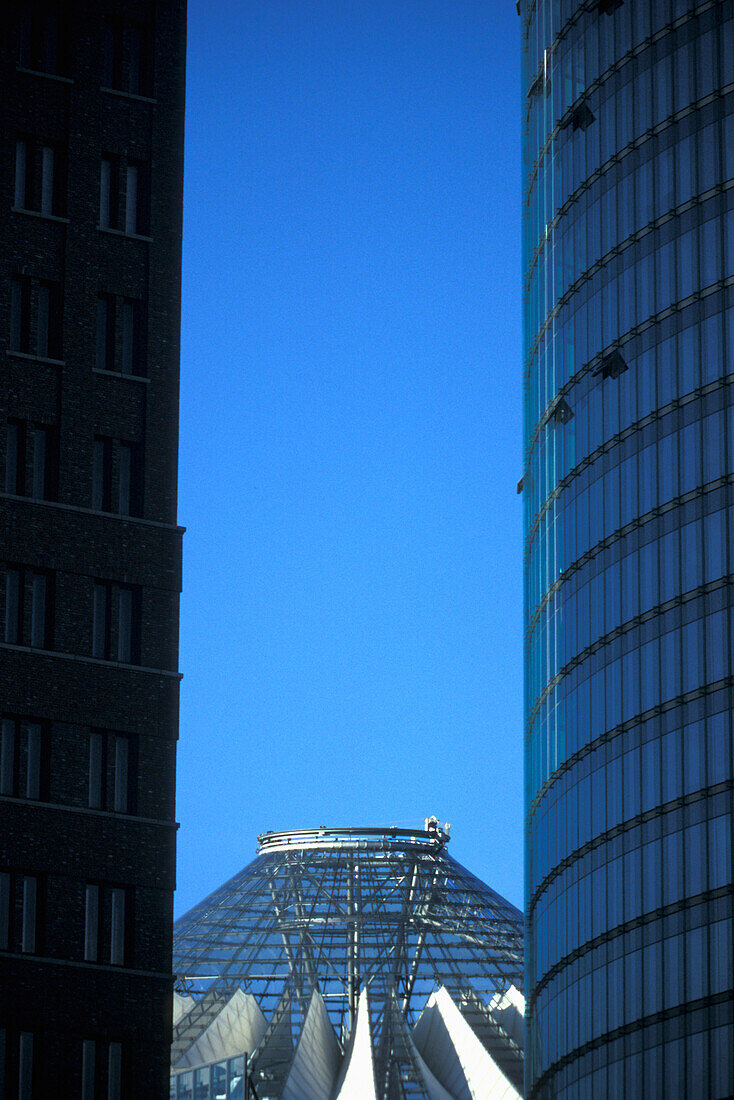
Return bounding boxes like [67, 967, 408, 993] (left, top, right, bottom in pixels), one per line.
[0, 2, 185, 1095]
[520, 1, 734, 1096]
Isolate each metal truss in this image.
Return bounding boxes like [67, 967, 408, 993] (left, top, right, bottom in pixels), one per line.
[173, 822, 523, 1097]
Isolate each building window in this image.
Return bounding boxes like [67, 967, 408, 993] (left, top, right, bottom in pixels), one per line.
[95, 294, 146, 376]
[18, 2, 68, 75]
[81, 1039, 124, 1100]
[100, 156, 149, 235]
[92, 583, 140, 663]
[0, 718, 46, 800]
[92, 438, 112, 512]
[14, 137, 66, 216]
[0, 871, 40, 953]
[2, 566, 54, 649]
[5, 419, 58, 500]
[95, 294, 115, 371]
[99, 155, 119, 230]
[19, 1031, 34, 1100]
[103, 18, 153, 97]
[9, 275, 63, 359]
[93, 438, 142, 516]
[121, 297, 145, 374]
[82, 1039, 96, 1100]
[84, 883, 129, 965]
[88, 731, 135, 813]
[108, 1042, 122, 1100]
[124, 161, 149, 236]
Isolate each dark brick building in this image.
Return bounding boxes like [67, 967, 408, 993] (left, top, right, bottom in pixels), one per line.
[0, 2, 186, 1095]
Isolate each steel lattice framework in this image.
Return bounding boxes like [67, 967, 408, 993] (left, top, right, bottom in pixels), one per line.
[173, 822, 523, 1093]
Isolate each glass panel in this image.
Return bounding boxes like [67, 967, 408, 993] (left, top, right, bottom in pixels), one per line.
[113, 736, 129, 813]
[40, 146, 54, 215]
[110, 888, 125, 965]
[100, 158, 112, 228]
[85, 884, 99, 961]
[19, 1032, 33, 1100]
[1, 719, 15, 796]
[93, 584, 108, 658]
[24, 723, 41, 799]
[125, 165, 138, 235]
[82, 1039, 96, 1100]
[0, 872, 10, 950]
[118, 588, 132, 663]
[88, 731, 103, 808]
[14, 139, 27, 208]
[30, 573, 46, 648]
[21, 876, 36, 953]
[31, 428, 46, 499]
[108, 1042, 122, 1100]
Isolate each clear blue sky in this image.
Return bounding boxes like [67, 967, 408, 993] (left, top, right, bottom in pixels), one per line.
[176, 0, 523, 916]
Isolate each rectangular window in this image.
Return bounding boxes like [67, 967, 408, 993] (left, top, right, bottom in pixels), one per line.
[118, 444, 132, 516]
[103, 19, 152, 96]
[85, 884, 129, 966]
[102, 20, 123, 89]
[89, 731, 134, 814]
[121, 297, 145, 375]
[25, 723, 41, 800]
[100, 156, 119, 230]
[1, 720, 15, 795]
[11, 569, 52, 648]
[9, 277, 31, 354]
[0, 720, 47, 801]
[31, 427, 46, 499]
[124, 161, 149, 236]
[124, 163, 138, 235]
[21, 876, 37, 953]
[93, 581, 140, 663]
[110, 888, 125, 965]
[35, 279, 63, 359]
[108, 1042, 122, 1100]
[118, 588, 132, 662]
[5, 419, 23, 494]
[31, 425, 56, 501]
[82, 1040, 96, 1100]
[14, 139, 28, 208]
[19, 3, 67, 75]
[41, 144, 54, 214]
[5, 421, 58, 501]
[0, 872, 10, 950]
[92, 583, 110, 658]
[93, 437, 112, 511]
[14, 138, 64, 216]
[19, 1031, 33, 1100]
[4, 569, 21, 644]
[93, 438, 140, 515]
[0, 873, 42, 954]
[113, 736, 129, 813]
[84, 883, 99, 961]
[30, 573, 46, 648]
[88, 731, 104, 809]
[96, 294, 115, 372]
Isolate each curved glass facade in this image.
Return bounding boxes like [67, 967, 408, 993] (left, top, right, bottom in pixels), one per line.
[520, 1, 734, 1096]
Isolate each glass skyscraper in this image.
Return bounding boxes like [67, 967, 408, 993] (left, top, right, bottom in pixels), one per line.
[520, 2, 734, 1096]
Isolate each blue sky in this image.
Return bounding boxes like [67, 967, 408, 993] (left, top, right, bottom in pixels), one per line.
[176, 0, 523, 915]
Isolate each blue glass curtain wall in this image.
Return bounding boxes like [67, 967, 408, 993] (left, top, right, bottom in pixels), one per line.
[521, 1, 734, 1095]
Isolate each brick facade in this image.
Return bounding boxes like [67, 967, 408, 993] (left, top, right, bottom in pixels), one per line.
[0, 2, 185, 1095]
